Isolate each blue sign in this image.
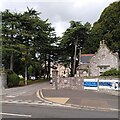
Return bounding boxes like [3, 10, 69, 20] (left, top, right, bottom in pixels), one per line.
[99, 82, 112, 86]
[84, 82, 98, 87]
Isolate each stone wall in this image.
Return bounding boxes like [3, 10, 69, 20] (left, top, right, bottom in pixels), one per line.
[57, 77, 83, 90]
[57, 77, 119, 95]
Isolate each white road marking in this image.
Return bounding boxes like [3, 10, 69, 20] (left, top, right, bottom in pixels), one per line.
[0, 112, 32, 117]
[1, 98, 119, 112]
[6, 96, 15, 98]
[6, 92, 27, 98]
[0, 100, 44, 105]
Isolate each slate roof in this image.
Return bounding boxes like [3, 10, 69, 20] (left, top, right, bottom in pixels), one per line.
[76, 64, 89, 70]
[81, 54, 94, 63]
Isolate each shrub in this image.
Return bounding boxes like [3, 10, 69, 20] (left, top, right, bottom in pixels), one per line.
[101, 68, 120, 76]
[7, 70, 20, 87]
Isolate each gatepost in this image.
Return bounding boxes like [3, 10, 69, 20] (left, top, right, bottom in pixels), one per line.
[52, 68, 58, 90]
[0, 72, 7, 95]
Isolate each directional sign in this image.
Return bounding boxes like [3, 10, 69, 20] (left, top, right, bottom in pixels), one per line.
[84, 79, 98, 90]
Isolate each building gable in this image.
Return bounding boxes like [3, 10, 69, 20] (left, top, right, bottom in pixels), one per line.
[89, 40, 119, 76]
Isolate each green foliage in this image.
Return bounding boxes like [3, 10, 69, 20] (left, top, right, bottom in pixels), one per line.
[2, 8, 57, 80]
[86, 1, 120, 55]
[60, 21, 91, 76]
[101, 68, 120, 76]
[2, 1, 120, 81]
[7, 70, 20, 87]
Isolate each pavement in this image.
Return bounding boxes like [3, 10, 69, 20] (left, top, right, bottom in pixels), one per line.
[39, 87, 120, 112]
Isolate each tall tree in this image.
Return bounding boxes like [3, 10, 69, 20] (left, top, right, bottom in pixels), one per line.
[60, 21, 88, 76]
[2, 10, 21, 71]
[87, 1, 120, 56]
[2, 8, 57, 84]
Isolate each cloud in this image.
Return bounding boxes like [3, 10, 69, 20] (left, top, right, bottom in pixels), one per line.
[1, 0, 116, 37]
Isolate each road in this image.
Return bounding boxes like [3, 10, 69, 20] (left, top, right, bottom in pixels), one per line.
[2, 103, 118, 118]
[3, 82, 50, 99]
[0, 82, 119, 118]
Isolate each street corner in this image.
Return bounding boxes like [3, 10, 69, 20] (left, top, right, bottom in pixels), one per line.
[39, 89, 70, 104]
[44, 97, 69, 104]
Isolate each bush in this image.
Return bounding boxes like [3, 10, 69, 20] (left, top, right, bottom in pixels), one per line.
[7, 70, 20, 87]
[101, 68, 120, 76]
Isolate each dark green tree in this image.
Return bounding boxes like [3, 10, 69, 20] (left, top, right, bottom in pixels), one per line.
[87, 1, 120, 56]
[60, 21, 89, 76]
[2, 10, 21, 71]
[2, 8, 57, 84]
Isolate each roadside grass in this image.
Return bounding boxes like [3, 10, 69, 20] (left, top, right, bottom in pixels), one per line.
[19, 79, 50, 86]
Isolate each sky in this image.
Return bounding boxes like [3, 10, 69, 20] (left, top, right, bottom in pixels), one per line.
[1, 0, 117, 37]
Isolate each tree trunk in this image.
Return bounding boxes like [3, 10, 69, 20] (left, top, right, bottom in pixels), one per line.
[70, 56, 74, 77]
[10, 53, 13, 71]
[25, 65, 28, 85]
[39, 60, 42, 79]
[44, 54, 47, 79]
[10, 24, 14, 71]
[73, 39, 78, 75]
[47, 54, 51, 80]
[79, 48, 82, 65]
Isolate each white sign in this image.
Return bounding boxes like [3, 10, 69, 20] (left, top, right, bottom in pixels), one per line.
[111, 80, 120, 90]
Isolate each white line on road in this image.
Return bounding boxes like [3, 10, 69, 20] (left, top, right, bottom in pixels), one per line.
[6, 96, 15, 98]
[0, 112, 32, 117]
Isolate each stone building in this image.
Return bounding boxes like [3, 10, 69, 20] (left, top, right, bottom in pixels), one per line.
[89, 40, 119, 76]
[50, 63, 70, 78]
[76, 54, 94, 77]
[76, 40, 119, 77]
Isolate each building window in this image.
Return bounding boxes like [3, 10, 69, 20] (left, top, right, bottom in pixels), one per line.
[99, 66, 108, 75]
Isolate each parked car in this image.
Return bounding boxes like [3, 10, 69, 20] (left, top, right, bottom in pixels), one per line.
[49, 79, 53, 84]
[30, 76, 36, 80]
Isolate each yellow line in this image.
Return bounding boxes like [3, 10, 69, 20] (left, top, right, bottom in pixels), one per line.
[45, 97, 69, 104]
[36, 90, 52, 103]
[36, 90, 45, 102]
[40, 89, 44, 98]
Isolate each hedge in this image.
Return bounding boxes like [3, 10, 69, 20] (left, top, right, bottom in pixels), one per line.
[7, 70, 20, 87]
[101, 68, 120, 76]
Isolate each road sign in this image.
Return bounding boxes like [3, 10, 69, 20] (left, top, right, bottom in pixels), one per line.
[84, 79, 98, 90]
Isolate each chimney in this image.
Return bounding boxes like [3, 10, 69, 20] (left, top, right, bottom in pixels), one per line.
[100, 40, 106, 47]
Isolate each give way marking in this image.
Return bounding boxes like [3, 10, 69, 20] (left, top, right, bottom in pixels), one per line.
[0, 112, 32, 117]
